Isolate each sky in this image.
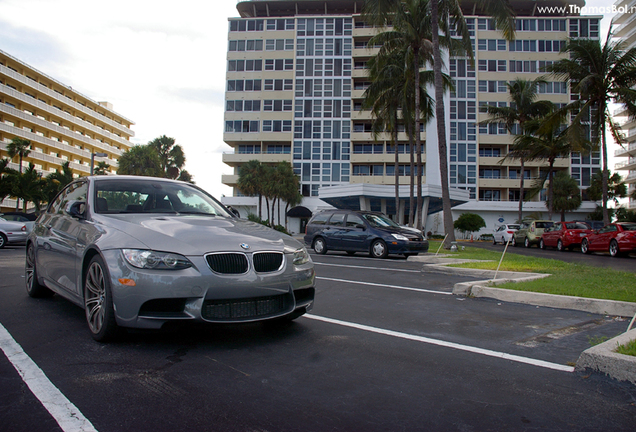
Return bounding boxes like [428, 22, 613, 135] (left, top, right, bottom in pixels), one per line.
[0, 0, 621, 199]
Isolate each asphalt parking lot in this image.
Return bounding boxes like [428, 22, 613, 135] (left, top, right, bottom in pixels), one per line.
[1, 246, 635, 431]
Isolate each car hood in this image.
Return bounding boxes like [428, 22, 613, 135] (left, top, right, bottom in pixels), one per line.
[96, 214, 300, 255]
[377, 226, 424, 239]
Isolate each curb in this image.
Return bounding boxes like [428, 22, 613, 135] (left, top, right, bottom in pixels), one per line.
[576, 328, 636, 385]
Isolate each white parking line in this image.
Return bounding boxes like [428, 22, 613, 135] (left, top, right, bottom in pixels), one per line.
[317, 276, 453, 295]
[305, 314, 575, 373]
[314, 262, 422, 273]
[0, 323, 98, 432]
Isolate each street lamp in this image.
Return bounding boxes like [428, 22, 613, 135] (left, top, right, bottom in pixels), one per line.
[90, 152, 108, 175]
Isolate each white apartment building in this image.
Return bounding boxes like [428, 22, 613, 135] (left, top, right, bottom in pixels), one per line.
[221, 0, 601, 234]
[613, 0, 636, 210]
[0, 49, 134, 212]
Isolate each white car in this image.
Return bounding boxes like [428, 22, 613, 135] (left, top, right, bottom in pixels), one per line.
[492, 224, 520, 245]
[0, 217, 28, 248]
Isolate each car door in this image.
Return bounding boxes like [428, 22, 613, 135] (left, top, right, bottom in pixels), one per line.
[494, 226, 504, 243]
[544, 223, 560, 247]
[341, 213, 369, 251]
[323, 213, 346, 250]
[36, 181, 88, 296]
[592, 224, 617, 251]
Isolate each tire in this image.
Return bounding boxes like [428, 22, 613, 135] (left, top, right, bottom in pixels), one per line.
[609, 240, 620, 258]
[313, 237, 327, 255]
[0, 233, 6, 249]
[581, 238, 590, 254]
[524, 237, 531, 248]
[370, 239, 388, 259]
[493, 237, 497, 245]
[25, 243, 54, 298]
[539, 239, 545, 250]
[511, 236, 518, 247]
[557, 239, 564, 252]
[84, 255, 119, 342]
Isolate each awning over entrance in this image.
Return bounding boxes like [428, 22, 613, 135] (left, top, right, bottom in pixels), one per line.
[287, 206, 312, 218]
[318, 183, 470, 217]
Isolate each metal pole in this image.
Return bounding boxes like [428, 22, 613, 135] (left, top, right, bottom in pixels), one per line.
[90, 153, 95, 175]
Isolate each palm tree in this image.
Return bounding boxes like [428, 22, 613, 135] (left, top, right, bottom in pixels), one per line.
[551, 171, 582, 222]
[94, 161, 111, 175]
[237, 159, 264, 220]
[0, 158, 17, 204]
[586, 170, 627, 206]
[481, 79, 554, 222]
[7, 137, 32, 210]
[513, 117, 588, 218]
[44, 161, 74, 203]
[6, 137, 31, 174]
[548, 31, 636, 225]
[148, 135, 186, 179]
[364, 0, 515, 246]
[117, 145, 163, 177]
[15, 163, 46, 212]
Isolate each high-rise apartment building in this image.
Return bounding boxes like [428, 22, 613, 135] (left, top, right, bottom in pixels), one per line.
[222, 0, 601, 234]
[0, 49, 134, 212]
[613, 0, 636, 210]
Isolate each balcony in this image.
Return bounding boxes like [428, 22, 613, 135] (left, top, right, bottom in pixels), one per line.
[615, 143, 636, 157]
[222, 151, 292, 167]
[222, 174, 239, 186]
[615, 158, 636, 171]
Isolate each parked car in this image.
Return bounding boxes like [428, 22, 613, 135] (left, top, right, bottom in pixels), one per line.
[575, 220, 604, 230]
[1, 212, 37, 232]
[512, 220, 554, 248]
[304, 209, 428, 258]
[0, 217, 28, 248]
[580, 222, 636, 257]
[492, 224, 520, 245]
[540, 221, 592, 251]
[25, 176, 315, 341]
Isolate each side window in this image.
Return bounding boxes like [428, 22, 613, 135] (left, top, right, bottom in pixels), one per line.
[310, 212, 330, 225]
[345, 214, 365, 228]
[328, 213, 346, 226]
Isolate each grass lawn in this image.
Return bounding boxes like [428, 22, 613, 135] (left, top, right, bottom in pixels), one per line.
[428, 241, 636, 303]
[616, 339, 636, 357]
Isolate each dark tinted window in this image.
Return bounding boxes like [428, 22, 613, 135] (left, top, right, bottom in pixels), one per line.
[328, 213, 346, 226]
[535, 222, 553, 228]
[622, 223, 636, 231]
[309, 212, 330, 225]
[345, 214, 365, 227]
[566, 223, 589, 229]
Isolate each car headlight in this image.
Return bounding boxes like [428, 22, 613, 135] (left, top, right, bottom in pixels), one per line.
[285, 245, 310, 266]
[391, 233, 409, 241]
[122, 249, 192, 270]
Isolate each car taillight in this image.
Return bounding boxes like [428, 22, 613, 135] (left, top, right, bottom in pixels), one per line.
[507, 231, 514, 234]
[21, 225, 27, 232]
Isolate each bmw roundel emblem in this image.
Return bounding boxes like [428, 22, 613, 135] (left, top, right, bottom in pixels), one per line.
[240, 243, 250, 250]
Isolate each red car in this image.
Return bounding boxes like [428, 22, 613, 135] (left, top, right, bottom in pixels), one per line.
[581, 222, 636, 257]
[540, 221, 592, 252]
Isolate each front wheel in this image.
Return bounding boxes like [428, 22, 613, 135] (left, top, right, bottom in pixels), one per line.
[557, 239, 565, 252]
[581, 238, 590, 254]
[511, 236, 518, 247]
[493, 237, 497, 245]
[313, 237, 327, 255]
[524, 237, 531, 248]
[609, 240, 620, 257]
[0, 233, 7, 249]
[84, 255, 119, 342]
[25, 243, 54, 298]
[539, 239, 545, 250]
[370, 239, 388, 259]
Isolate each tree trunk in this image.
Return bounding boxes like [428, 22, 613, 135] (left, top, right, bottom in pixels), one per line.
[518, 157, 525, 223]
[414, 51, 423, 231]
[408, 123, 415, 227]
[547, 162, 555, 220]
[394, 117, 400, 224]
[601, 120, 609, 225]
[431, 0, 456, 248]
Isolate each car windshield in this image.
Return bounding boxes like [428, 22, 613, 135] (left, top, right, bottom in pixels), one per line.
[362, 213, 400, 228]
[535, 222, 553, 228]
[566, 223, 589, 229]
[508, 225, 520, 229]
[94, 179, 232, 217]
[622, 223, 636, 231]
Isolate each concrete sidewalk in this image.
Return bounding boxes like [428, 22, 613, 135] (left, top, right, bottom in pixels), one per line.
[410, 253, 636, 385]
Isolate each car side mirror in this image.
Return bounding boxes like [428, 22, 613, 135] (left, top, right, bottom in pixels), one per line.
[67, 201, 86, 219]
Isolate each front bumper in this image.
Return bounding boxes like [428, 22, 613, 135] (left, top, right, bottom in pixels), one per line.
[102, 250, 315, 329]
[387, 239, 429, 254]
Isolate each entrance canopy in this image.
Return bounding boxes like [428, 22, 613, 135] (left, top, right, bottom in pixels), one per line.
[318, 184, 470, 217]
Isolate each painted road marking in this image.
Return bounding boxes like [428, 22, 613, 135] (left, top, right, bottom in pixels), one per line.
[305, 314, 575, 373]
[314, 261, 422, 273]
[317, 276, 453, 295]
[0, 323, 98, 432]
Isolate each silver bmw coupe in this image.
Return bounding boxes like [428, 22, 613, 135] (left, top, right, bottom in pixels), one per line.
[25, 176, 315, 341]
